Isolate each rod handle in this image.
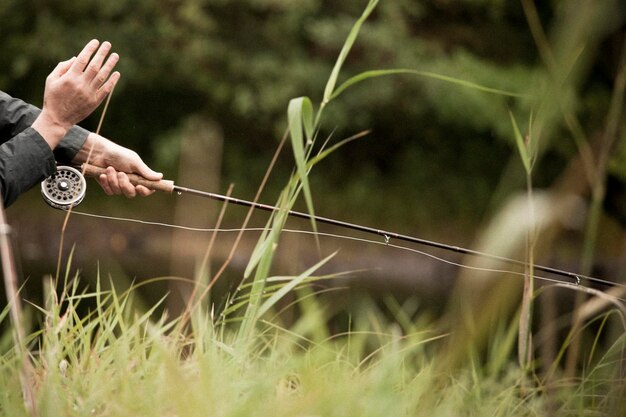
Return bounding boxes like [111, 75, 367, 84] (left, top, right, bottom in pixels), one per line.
[81, 163, 175, 193]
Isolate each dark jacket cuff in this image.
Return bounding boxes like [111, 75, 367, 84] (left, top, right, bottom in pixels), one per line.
[54, 125, 89, 164]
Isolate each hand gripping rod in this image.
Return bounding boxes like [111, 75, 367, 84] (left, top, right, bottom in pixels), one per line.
[81, 163, 615, 288]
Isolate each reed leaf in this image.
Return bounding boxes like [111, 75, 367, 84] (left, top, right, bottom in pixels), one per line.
[255, 252, 336, 321]
[509, 109, 532, 174]
[330, 69, 527, 103]
[322, 0, 379, 105]
[288, 97, 318, 236]
[243, 215, 275, 279]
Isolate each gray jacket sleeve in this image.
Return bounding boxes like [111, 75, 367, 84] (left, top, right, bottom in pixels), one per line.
[0, 91, 89, 206]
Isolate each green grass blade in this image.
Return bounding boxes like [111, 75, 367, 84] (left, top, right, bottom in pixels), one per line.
[238, 237, 278, 340]
[307, 130, 370, 170]
[509, 109, 531, 174]
[288, 97, 317, 235]
[243, 215, 274, 279]
[255, 252, 336, 321]
[322, 0, 379, 104]
[301, 96, 314, 144]
[330, 69, 527, 103]
[238, 189, 293, 339]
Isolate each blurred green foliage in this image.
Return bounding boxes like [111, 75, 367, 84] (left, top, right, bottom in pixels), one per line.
[1, 0, 624, 234]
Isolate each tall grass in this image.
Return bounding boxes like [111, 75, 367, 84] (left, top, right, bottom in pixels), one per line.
[509, 109, 538, 372]
[2, 1, 626, 416]
[1, 273, 625, 416]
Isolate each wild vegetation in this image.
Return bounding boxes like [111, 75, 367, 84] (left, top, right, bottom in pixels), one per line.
[1, 0, 626, 416]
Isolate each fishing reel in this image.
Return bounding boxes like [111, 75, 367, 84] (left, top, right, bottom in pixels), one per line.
[41, 165, 87, 210]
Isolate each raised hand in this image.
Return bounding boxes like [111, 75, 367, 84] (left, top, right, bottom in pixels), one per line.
[32, 40, 120, 148]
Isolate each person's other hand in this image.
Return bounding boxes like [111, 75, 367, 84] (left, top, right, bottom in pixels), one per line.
[33, 40, 120, 148]
[73, 133, 162, 198]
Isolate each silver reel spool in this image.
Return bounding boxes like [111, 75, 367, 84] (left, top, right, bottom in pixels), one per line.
[41, 165, 86, 210]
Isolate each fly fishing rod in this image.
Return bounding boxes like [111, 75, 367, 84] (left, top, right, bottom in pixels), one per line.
[41, 164, 619, 289]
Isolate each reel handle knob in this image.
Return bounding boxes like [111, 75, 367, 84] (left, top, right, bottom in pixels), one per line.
[81, 163, 175, 193]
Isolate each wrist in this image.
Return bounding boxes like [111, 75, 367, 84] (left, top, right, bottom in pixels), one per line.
[71, 132, 109, 165]
[31, 110, 70, 149]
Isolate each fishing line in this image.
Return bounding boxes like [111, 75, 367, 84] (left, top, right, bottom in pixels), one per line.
[67, 209, 626, 301]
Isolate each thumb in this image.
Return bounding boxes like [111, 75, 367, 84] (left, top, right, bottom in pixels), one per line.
[49, 57, 76, 79]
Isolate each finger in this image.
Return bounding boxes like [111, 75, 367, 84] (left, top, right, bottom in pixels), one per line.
[97, 174, 114, 196]
[84, 41, 112, 82]
[49, 57, 76, 79]
[95, 71, 120, 104]
[92, 51, 118, 89]
[135, 185, 155, 197]
[71, 39, 100, 74]
[117, 172, 137, 198]
[105, 166, 122, 195]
